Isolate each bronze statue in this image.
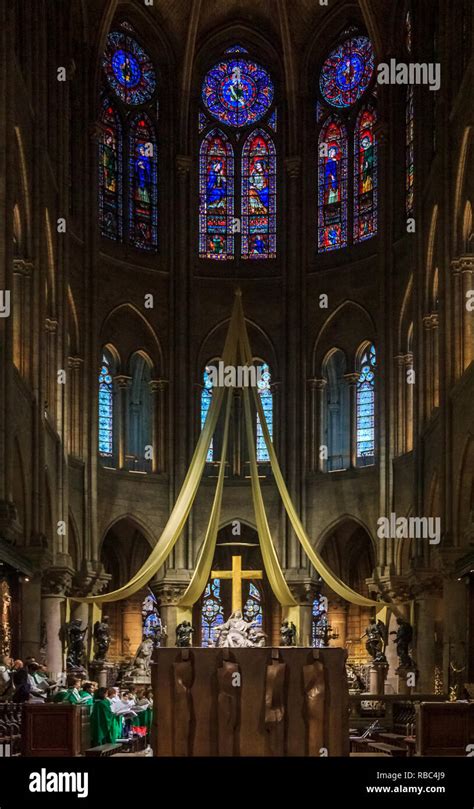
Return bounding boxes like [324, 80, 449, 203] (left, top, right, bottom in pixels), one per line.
[176, 621, 194, 648]
[361, 618, 387, 663]
[390, 617, 414, 668]
[280, 620, 297, 646]
[64, 619, 87, 670]
[93, 615, 111, 661]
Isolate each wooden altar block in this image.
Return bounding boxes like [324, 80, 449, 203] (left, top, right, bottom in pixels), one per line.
[22, 704, 90, 757]
[152, 647, 349, 757]
[416, 701, 474, 756]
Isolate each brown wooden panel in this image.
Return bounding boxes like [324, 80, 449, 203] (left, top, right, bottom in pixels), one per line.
[22, 704, 89, 757]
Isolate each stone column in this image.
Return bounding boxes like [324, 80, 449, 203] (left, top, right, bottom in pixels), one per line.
[283, 580, 319, 647]
[151, 581, 192, 648]
[41, 568, 73, 680]
[460, 256, 474, 371]
[431, 313, 440, 408]
[149, 378, 167, 474]
[114, 375, 131, 470]
[451, 260, 463, 379]
[415, 592, 439, 693]
[309, 378, 327, 472]
[405, 352, 414, 451]
[422, 315, 433, 419]
[12, 259, 33, 376]
[394, 354, 405, 455]
[344, 373, 359, 468]
[20, 575, 42, 661]
[121, 595, 143, 658]
[45, 318, 58, 420]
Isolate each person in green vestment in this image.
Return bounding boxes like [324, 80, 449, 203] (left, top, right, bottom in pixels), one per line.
[79, 681, 95, 714]
[106, 687, 124, 741]
[64, 676, 87, 705]
[91, 686, 114, 746]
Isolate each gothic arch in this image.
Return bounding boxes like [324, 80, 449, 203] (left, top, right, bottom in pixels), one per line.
[100, 303, 163, 375]
[457, 434, 474, 544]
[14, 127, 31, 254]
[453, 126, 472, 252]
[197, 316, 278, 379]
[99, 513, 155, 556]
[67, 285, 80, 357]
[425, 204, 439, 309]
[313, 300, 376, 374]
[315, 514, 376, 556]
[398, 275, 414, 353]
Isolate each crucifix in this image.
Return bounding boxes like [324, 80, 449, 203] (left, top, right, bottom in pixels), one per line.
[211, 555, 263, 613]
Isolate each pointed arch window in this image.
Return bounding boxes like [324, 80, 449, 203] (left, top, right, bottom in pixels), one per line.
[354, 107, 377, 243]
[317, 34, 377, 252]
[199, 51, 277, 261]
[99, 100, 123, 241]
[241, 130, 276, 259]
[128, 353, 152, 470]
[318, 119, 348, 251]
[129, 115, 158, 250]
[256, 362, 273, 462]
[356, 343, 376, 465]
[98, 353, 114, 457]
[199, 130, 234, 259]
[201, 578, 225, 647]
[99, 28, 158, 251]
[201, 367, 214, 462]
[323, 350, 350, 471]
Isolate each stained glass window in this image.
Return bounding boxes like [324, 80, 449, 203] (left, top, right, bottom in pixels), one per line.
[318, 118, 348, 251]
[202, 59, 274, 127]
[98, 355, 113, 457]
[225, 44, 249, 54]
[406, 86, 414, 217]
[243, 582, 263, 625]
[99, 100, 122, 241]
[201, 578, 225, 646]
[129, 114, 158, 250]
[256, 363, 273, 462]
[354, 107, 377, 243]
[356, 343, 376, 464]
[102, 31, 156, 106]
[319, 36, 374, 109]
[312, 596, 327, 647]
[201, 367, 214, 462]
[268, 109, 277, 132]
[241, 130, 276, 259]
[199, 130, 234, 259]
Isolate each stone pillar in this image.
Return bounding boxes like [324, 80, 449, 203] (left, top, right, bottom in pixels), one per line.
[45, 318, 58, 420]
[344, 373, 359, 468]
[416, 594, 438, 692]
[152, 580, 193, 648]
[394, 355, 405, 455]
[442, 575, 468, 693]
[121, 595, 143, 658]
[114, 375, 131, 470]
[431, 313, 440, 408]
[307, 378, 326, 473]
[422, 315, 433, 419]
[460, 256, 474, 371]
[283, 580, 319, 647]
[67, 356, 83, 457]
[12, 259, 33, 377]
[149, 379, 167, 473]
[41, 568, 73, 680]
[405, 352, 414, 451]
[20, 575, 42, 661]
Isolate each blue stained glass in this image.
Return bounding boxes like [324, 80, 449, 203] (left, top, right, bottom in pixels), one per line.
[354, 106, 377, 242]
[312, 596, 327, 647]
[225, 44, 249, 54]
[241, 130, 276, 259]
[243, 581, 263, 625]
[319, 36, 374, 108]
[99, 99, 122, 241]
[103, 31, 156, 106]
[129, 114, 158, 250]
[356, 344, 376, 462]
[202, 59, 274, 128]
[199, 129, 234, 259]
[268, 109, 277, 131]
[201, 368, 214, 462]
[318, 118, 348, 252]
[201, 578, 224, 646]
[98, 358, 113, 456]
[256, 363, 272, 462]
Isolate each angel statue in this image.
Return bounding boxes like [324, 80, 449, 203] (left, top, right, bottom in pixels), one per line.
[361, 618, 387, 664]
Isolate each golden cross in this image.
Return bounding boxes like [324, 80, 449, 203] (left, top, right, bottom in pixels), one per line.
[211, 555, 263, 613]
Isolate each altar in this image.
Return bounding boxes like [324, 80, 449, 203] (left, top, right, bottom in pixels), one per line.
[151, 646, 349, 757]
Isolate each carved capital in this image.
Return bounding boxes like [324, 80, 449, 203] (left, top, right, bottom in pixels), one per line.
[151, 577, 190, 606]
[343, 372, 360, 386]
[452, 255, 474, 275]
[284, 156, 302, 179]
[285, 575, 320, 606]
[114, 374, 132, 389]
[176, 155, 192, 176]
[308, 377, 327, 391]
[41, 567, 74, 597]
[72, 560, 111, 598]
[149, 378, 168, 393]
[13, 259, 34, 277]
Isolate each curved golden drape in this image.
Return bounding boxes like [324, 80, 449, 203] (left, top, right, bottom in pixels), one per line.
[177, 386, 233, 607]
[242, 386, 297, 607]
[79, 297, 241, 604]
[236, 295, 378, 609]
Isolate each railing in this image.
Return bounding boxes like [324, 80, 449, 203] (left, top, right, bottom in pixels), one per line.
[0, 703, 22, 757]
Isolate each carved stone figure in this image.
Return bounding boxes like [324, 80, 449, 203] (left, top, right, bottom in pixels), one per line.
[93, 616, 111, 661]
[64, 619, 87, 670]
[129, 637, 154, 677]
[362, 619, 387, 664]
[214, 611, 267, 648]
[176, 621, 194, 648]
[390, 617, 415, 668]
[346, 662, 365, 693]
[280, 620, 297, 646]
